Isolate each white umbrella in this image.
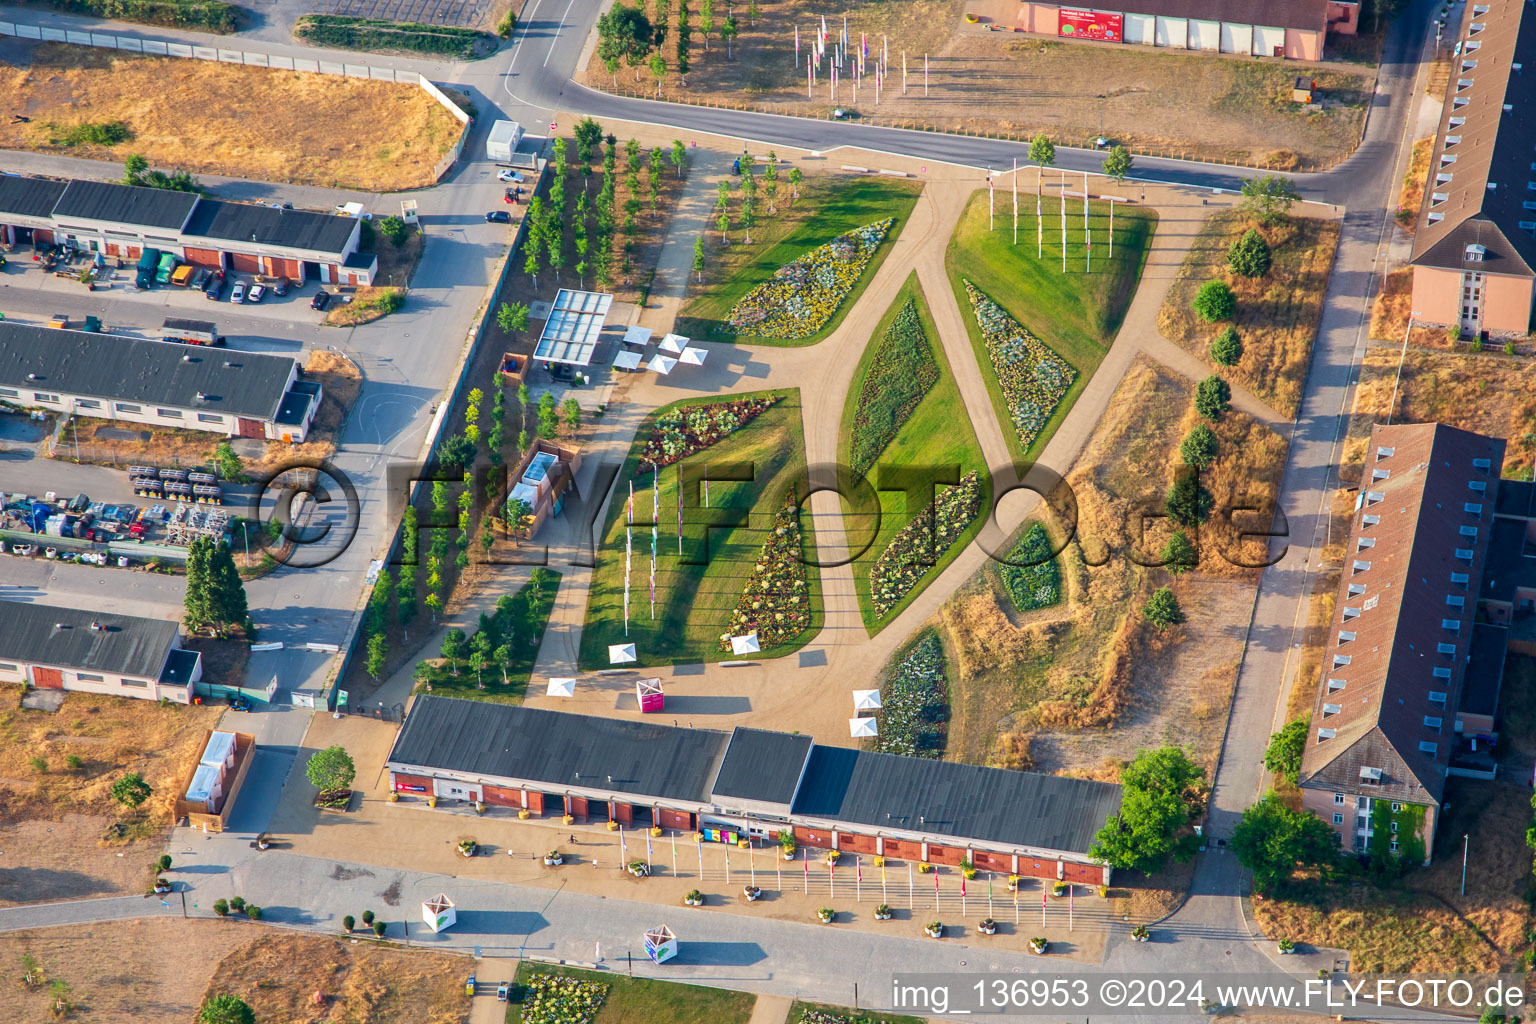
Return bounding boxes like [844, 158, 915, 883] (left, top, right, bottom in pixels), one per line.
[648, 354, 677, 375]
[659, 333, 689, 355]
[730, 633, 761, 656]
[849, 717, 879, 738]
[546, 677, 576, 697]
[679, 347, 708, 366]
[623, 325, 654, 346]
[853, 689, 882, 711]
[608, 643, 637, 665]
[613, 350, 643, 371]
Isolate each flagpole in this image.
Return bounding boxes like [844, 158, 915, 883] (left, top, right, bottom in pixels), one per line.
[908, 863, 914, 909]
[988, 172, 993, 231]
[696, 833, 702, 878]
[855, 855, 861, 903]
[1110, 197, 1115, 259]
[924, 53, 929, 96]
[671, 831, 677, 876]
[1084, 170, 1091, 274]
[1069, 883, 1074, 932]
[902, 51, 907, 94]
[724, 846, 730, 885]
[1060, 167, 1067, 273]
[1012, 158, 1018, 245]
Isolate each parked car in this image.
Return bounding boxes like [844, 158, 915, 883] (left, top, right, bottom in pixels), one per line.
[497, 982, 510, 1002]
[267, 201, 294, 210]
[190, 268, 210, 290]
[272, 277, 289, 297]
[465, 975, 476, 997]
[485, 210, 511, 223]
[230, 281, 247, 304]
[246, 284, 266, 303]
[496, 169, 523, 182]
[310, 290, 332, 311]
[203, 271, 226, 300]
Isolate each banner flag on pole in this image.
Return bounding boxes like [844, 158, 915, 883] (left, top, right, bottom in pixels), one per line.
[677, 467, 683, 554]
[619, 827, 627, 858]
[804, 848, 809, 890]
[795, 24, 799, 64]
[628, 481, 633, 524]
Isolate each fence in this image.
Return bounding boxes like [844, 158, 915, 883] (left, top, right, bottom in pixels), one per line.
[0, 20, 474, 183]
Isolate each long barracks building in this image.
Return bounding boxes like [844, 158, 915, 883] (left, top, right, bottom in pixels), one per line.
[388, 697, 1126, 883]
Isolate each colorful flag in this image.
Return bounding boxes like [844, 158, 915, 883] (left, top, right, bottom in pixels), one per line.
[646, 830, 653, 862]
[627, 481, 633, 524]
[619, 827, 627, 857]
[961, 874, 966, 898]
[856, 857, 863, 884]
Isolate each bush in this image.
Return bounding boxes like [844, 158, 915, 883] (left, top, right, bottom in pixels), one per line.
[213, 899, 230, 918]
[999, 522, 1061, 612]
[495, 7, 516, 36]
[246, 905, 262, 921]
[377, 215, 407, 246]
[1194, 376, 1231, 421]
[1161, 530, 1197, 575]
[293, 15, 491, 59]
[1226, 229, 1272, 278]
[1179, 424, 1219, 469]
[1165, 472, 1214, 527]
[849, 298, 939, 476]
[1209, 326, 1243, 366]
[1264, 719, 1308, 785]
[1144, 587, 1185, 629]
[198, 994, 256, 1024]
[28, 755, 47, 773]
[47, 0, 239, 33]
[372, 920, 387, 936]
[364, 288, 406, 315]
[229, 896, 246, 913]
[361, 910, 375, 925]
[1192, 279, 1237, 323]
[157, 854, 173, 872]
[342, 914, 355, 933]
[52, 120, 132, 147]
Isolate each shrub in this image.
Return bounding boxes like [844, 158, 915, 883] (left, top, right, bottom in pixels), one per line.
[246, 905, 262, 920]
[198, 994, 256, 1024]
[372, 920, 387, 936]
[1161, 530, 1197, 575]
[1144, 587, 1185, 629]
[1226, 228, 1272, 278]
[28, 755, 47, 773]
[999, 522, 1061, 612]
[1165, 472, 1214, 527]
[1209, 326, 1243, 367]
[213, 899, 230, 918]
[229, 896, 246, 913]
[293, 15, 492, 59]
[157, 854, 173, 872]
[1195, 376, 1231, 421]
[495, 7, 516, 36]
[849, 298, 939, 476]
[52, 120, 132, 147]
[361, 910, 375, 925]
[53, 0, 239, 33]
[1179, 424, 1219, 469]
[1192, 280, 1236, 323]
[1504, 340, 1518, 356]
[342, 914, 355, 932]
[1265, 719, 1309, 785]
[377, 215, 407, 246]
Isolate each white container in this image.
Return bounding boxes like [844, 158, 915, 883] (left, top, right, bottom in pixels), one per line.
[486, 120, 524, 163]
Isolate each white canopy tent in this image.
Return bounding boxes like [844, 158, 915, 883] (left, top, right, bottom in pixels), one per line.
[648, 354, 678, 375]
[623, 325, 654, 347]
[613, 350, 643, 371]
[608, 643, 637, 665]
[658, 333, 690, 355]
[679, 347, 708, 366]
[853, 689, 882, 711]
[546, 677, 576, 697]
[729, 632, 761, 656]
[849, 717, 879, 738]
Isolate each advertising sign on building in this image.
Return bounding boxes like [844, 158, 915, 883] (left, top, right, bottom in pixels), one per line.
[1058, 8, 1123, 41]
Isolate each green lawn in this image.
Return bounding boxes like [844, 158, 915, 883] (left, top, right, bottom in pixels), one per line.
[677, 176, 924, 347]
[945, 188, 1157, 467]
[577, 389, 822, 669]
[836, 274, 991, 634]
[509, 964, 756, 1024]
[788, 999, 930, 1024]
[412, 569, 561, 704]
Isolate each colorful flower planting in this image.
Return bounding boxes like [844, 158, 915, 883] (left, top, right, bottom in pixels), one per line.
[720, 486, 812, 651]
[726, 219, 894, 339]
[877, 631, 950, 758]
[998, 522, 1062, 612]
[850, 298, 940, 476]
[640, 395, 781, 470]
[964, 281, 1077, 450]
[520, 973, 610, 1024]
[869, 470, 982, 618]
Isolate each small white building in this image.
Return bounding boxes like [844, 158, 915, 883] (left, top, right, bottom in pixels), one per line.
[486, 120, 525, 164]
[0, 600, 202, 703]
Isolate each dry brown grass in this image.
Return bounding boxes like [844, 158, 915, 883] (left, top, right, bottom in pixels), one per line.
[246, 349, 362, 475]
[1157, 211, 1342, 417]
[1350, 344, 1536, 476]
[1395, 137, 1433, 232]
[1, 44, 460, 191]
[1369, 267, 1412, 342]
[65, 416, 227, 470]
[1, 919, 249, 1024]
[203, 931, 471, 1024]
[1425, 57, 1452, 101]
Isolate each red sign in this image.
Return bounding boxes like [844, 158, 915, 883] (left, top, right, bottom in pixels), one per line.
[1058, 8, 1123, 42]
[395, 781, 428, 793]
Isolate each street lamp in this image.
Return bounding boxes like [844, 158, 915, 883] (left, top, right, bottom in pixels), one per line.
[1461, 833, 1469, 895]
[1096, 94, 1106, 139]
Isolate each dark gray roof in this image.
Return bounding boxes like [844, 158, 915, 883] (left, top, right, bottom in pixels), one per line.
[1461, 623, 1509, 719]
[159, 648, 201, 686]
[343, 251, 377, 270]
[0, 175, 68, 220]
[1481, 517, 1536, 603]
[710, 727, 813, 804]
[274, 386, 316, 427]
[182, 199, 357, 257]
[0, 600, 177, 678]
[389, 697, 732, 804]
[791, 746, 1122, 855]
[53, 179, 197, 231]
[1495, 478, 1536, 519]
[0, 322, 297, 421]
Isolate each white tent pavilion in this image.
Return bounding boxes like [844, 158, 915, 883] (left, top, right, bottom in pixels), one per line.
[613, 350, 643, 371]
[849, 717, 879, 738]
[648, 354, 677, 375]
[853, 689, 882, 711]
[546, 677, 576, 698]
[422, 893, 456, 933]
[608, 643, 637, 665]
[729, 632, 761, 656]
[658, 333, 689, 355]
[679, 347, 708, 366]
[623, 325, 654, 347]
[644, 924, 678, 963]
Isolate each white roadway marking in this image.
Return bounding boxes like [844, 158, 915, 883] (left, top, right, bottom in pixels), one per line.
[544, 0, 578, 68]
[503, 0, 547, 105]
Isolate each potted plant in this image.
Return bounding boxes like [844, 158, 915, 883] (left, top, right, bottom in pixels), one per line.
[518, 808, 532, 820]
[1132, 924, 1150, 942]
[1052, 880, 1068, 898]
[824, 850, 841, 866]
[649, 826, 663, 837]
[742, 885, 762, 901]
[562, 814, 576, 825]
[427, 795, 439, 808]
[873, 855, 885, 868]
[152, 878, 172, 894]
[606, 820, 620, 831]
[780, 835, 797, 860]
[1097, 884, 1109, 898]
[474, 802, 486, 816]
[1029, 936, 1048, 955]
[817, 907, 835, 924]
[978, 918, 997, 936]
[873, 904, 893, 921]
[627, 860, 650, 878]
[543, 849, 564, 866]
[960, 857, 976, 880]
[457, 839, 477, 858]
[1006, 874, 1020, 892]
[1277, 939, 1296, 955]
[736, 838, 750, 849]
[917, 862, 935, 874]
[684, 889, 705, 906]
[924, 920, 944, 939]
[387, 791, 400, 803]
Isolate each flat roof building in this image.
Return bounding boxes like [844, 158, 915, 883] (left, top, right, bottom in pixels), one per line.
[0, 600, 202, 703]
[1007, 0, 1357, 62]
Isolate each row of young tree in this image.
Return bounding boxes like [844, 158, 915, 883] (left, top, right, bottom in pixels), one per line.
[598, 0, 756, 92]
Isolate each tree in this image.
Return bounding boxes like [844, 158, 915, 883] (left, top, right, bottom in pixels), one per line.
[366, 633, 388, 680]
[377, 215, 408, 246]
[496, 301, 530, 336]
[649, 51, 667, 96]
[183, 537, 247, 636]
[1028, 134, 1055, 203]
[692, 236, 706, 283]
[305, 746, 356, 794]
[198, 994, 255, 1024]
[1179, 424, 1219, 469]
[1265, 719, 1309, 785]
[1089, 747, 1205, 874]
[676, 14, 691, 82]
[721, 13, 737, 57]
[505, 497, 534, 540]
[1102, 144, 1133, 183]
[1240, 173, 1302, 226]
[574, 116, 603, 157]
[1192, 279, 1236, 323]
[1209, 325, 1243, 367]
[671, 139, 687, 177]
[699, 0, 713, 50]
[1165, 471, 1214, 527]
[1231, 795, 1338, 894]
[213, 441, 242, 481]
[372, 919, 388, 936]
[437, 433, 477, 471]
[653, 0, 670, 47]
[157, 854, 173, 872]
[1227, 228, 1272, 278]
[122, 153, 203, 193]
[440, 628, 466, 673]
[787, 166, 802, 205]
[597, 3, 653, 78]
[122, 153, 149, 184]
[1195, 375, 1232, 421]
[537, 392, 559, 436]
[1143, 587, 1185, 629]
[110, 772, 152, 808]
[342, 914, 355, 933]
[1161, 530, 1197, 576]
[562, 397, 581, 429]
[495, 642, 514, 684]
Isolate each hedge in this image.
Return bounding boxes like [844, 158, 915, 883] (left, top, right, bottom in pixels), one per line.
[294, 15, 494, 60]
[21, 0, 239, 32]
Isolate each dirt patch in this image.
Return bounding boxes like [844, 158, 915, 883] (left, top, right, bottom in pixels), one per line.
[203, 930, 470, 1024]
[1395, 137, 1433, 231]
[1368, 267, 1412, 342]
[0, 812, 157, 905]
[1108, 856, 1195, 925]
[247, 350, 362, 476]
[1, 918, 248, 1024]
[63, 416, 228, 472]
[0, 43, 460, 191]
[182, 635, 250, 688]
[1157, 211, 1342, 417]
[583, 1, 1371, 168]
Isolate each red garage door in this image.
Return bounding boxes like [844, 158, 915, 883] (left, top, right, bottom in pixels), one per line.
[1018, 857, 1056, 880]
[1062, 861, 1104, 884]
[926, 843, 965, 866]
[483, 785, 520, 808]
[526, 791, 546, 814]
[184, 247, 223, 268]
[610, 801, 633, 825]
[794, 826, 833, 849]
[973, 850, 1011, 872]
[566, 795, 589, 819]
[838, 832, 877, 855]
[228, 252, 260, 274]
[657, 809, 692, 831]
[269, 257, 302, 279]
[883, 838, 922, 863]
[392, 772, 432, 795]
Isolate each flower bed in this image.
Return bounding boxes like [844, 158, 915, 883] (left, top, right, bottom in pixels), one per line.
[998, 522, 1062, 612]
[725, 219, 894, 339]
[964, 281, 1076, 451]
[869, 471, 983, 618]
[521, 973, 610, 1024]
[719, 487, 812, 651]
[640, 395, 781, 470]
[876, 631, 949, 758]
[850, 298, 939, 476]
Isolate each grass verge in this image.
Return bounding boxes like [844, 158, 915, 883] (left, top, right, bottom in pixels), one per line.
[11, 0, 238, 31]
[1395, 137, 1433, 231]
[510, 963, 755, 1024]
[294, 15, 496, 60]
[577, 389, 822, 669]
[412, 570, 562, 704]
[945, 188, 1156, 468]
[677, 175, 923, 346]
[788, 1000, 928, 1024]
